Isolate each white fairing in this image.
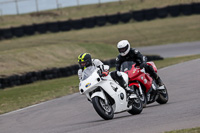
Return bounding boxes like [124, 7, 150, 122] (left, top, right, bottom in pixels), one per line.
[79, 66, 131, 113]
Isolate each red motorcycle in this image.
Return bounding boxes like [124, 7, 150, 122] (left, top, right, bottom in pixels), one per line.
[120, 61, 168, 107]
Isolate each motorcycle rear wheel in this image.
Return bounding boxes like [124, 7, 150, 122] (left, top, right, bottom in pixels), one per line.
[92, 96, 114, 120]
[156, 85, 169, 104]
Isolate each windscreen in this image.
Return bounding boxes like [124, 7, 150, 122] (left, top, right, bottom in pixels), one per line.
[120, 61, 136, 72]
[81, 66, 96, 81]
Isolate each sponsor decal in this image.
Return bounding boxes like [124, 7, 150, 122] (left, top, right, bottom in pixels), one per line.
[85, 83, 91, 88]
[144, 79, 147, 84]
[132, 70, 136, 73]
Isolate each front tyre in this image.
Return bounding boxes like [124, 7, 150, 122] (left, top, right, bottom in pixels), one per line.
[128, 94, 143, 115]
[92, 96, 114, 120]
[135, 87, 147, 108]
[156, 85, 169, 104]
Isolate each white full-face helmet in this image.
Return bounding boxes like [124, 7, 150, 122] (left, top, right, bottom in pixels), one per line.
[117, 40, 130, 56]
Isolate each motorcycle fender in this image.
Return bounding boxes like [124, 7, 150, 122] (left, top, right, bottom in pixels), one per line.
[129, 83, 143, 96]
[129, 82, 140, 88]
[91, 90, 108, 104]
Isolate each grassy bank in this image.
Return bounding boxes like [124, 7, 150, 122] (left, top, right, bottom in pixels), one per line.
[0, 0, 199, 28]
[165, 127, 200, 133]
[0, 15, 200, 77]
[0, 54, 200, 114]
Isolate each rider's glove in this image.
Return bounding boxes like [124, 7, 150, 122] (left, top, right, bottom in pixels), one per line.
[97, 70, 103, 77]
[102, 71, 109, 77]
[139, 62, 146, 69]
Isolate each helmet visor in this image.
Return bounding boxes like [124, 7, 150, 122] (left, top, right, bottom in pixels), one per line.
[118, 45, 128, 53]
[80, 62, 86, 67]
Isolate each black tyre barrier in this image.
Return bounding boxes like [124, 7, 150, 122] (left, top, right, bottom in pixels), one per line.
[34, 23, 48, 33]
[9, 75, 21, 87]
[25, 72, 34, 83]
[69, 19, 84, 30]
[144, 8, 157, 20]
[107, 13, 120, 24]
[132, 10, 145, 21]
[95, 15, 107, 26]
[0, 30, 3, 40]
[82, 17, 96, 28]
[12, 27, 25, 37]
[192, 3, 200, 14]
[71, 64, 79, 75]
[58, 21, 71, 31]
[146, 55, 164, 61]
[41, 69, 55, 80]
[1, 28, 13, 39]
[59, 67, 69, 77]
[47, 22, 59, 33]
[0, 78, 4, 89]
[119, 12, 132, 23]
[180, 4, 193, 15]
[168, 5, 181, 17]
[0, 3, 199, 41]
[0, 55, 163, 89]
[23, 25, 35, 35]
[65, 66, 74, 76]
[156, 7, 168, 18]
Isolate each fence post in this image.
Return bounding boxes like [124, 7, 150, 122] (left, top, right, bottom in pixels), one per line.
[56, 0, 62, 9]
[15, 0, 19, 15]
[35, 0, 39, 12]
[0, 9, 2, 16]
[76, 0, 79, 7]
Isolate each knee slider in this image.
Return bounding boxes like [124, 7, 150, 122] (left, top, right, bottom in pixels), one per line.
[116, 71, 122, 77]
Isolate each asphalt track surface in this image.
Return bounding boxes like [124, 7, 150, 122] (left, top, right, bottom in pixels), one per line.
[138, 41, 200, 58]
[0, 42, 200, 133]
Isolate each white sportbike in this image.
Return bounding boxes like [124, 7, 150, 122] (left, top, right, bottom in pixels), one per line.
[79, 65, 143, 120]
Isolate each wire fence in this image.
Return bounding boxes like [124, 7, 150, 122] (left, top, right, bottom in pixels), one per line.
[0, 0, 121, 16]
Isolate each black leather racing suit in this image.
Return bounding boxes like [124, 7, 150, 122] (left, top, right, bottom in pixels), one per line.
[115, 48, 159, 81]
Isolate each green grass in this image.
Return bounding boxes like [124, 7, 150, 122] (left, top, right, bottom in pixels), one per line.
[0, 15, 200, 77]
[165, 127, 200, 133]
[0, 0, 199, 28]
[0, 75, 79, 114]
[0, 54, 200, 114]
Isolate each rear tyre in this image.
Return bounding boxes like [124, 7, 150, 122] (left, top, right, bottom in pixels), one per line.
[156, 85, 169, 104]
[92, 96, 114, 120]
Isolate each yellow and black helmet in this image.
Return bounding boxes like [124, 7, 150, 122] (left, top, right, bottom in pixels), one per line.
[78, 53, 92, 69]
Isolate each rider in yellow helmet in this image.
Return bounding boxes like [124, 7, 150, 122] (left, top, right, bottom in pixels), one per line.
[78, 53, 135, 94]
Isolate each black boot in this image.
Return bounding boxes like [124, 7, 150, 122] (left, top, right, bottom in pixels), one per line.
[125, 86, 135, 94]
[155, 76, 164, 86]
[119, 77, 135, 94]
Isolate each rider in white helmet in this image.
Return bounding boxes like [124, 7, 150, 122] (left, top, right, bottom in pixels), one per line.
[116, 40, 163, 86]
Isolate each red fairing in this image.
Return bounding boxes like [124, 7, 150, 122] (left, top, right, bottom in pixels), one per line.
[125, 64, 153, 93]
[147, 61, 157, 73]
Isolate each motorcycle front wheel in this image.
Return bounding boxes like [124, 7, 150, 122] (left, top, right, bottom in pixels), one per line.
[92, 96, 114, 120]
[128, 94, 143, 115]
[134, 87, 147, 108]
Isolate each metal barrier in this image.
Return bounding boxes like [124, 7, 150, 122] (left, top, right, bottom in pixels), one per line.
[0, 0, 121, 16]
